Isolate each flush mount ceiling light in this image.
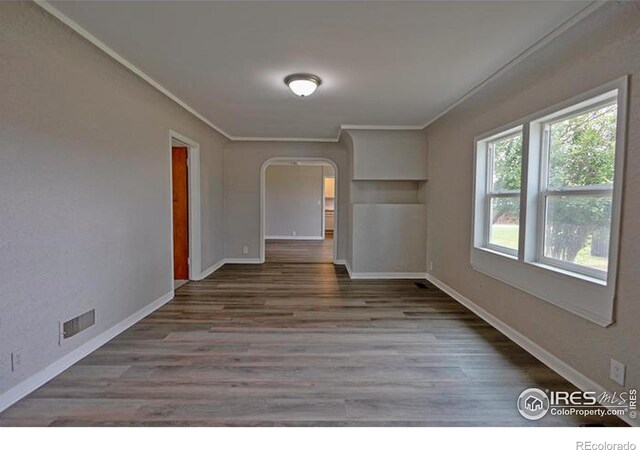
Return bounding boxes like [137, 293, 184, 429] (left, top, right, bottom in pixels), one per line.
[284, 73, 322, 97]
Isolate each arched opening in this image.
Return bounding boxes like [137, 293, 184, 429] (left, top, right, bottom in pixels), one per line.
[260, 157, 339, 264]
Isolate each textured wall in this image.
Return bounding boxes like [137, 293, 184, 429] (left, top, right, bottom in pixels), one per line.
[0, 2, 227, 393]
[265, 165, 324, 238]
[425, 2, 640, 393]
[349, 130, 428, 180]
[223, 141, 349, 261]
[352, 204, 426, 273]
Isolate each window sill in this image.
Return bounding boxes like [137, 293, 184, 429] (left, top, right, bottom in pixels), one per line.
[526, 261, 607, 287]
[476, 246, 518, 261]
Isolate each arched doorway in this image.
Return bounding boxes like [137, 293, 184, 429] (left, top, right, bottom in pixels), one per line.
[259, 157, 339, 263]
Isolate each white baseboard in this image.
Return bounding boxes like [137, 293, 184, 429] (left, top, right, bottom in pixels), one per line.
[0, 290, 175, 414]
[425, 273, 638, 427]
[334, 259, 347, 266]
[349, 271, 428, 279]
[194, 259, 225, 280]
[224, 258, 263, 264]
[265, 235, 324, 240]
[344, 260, 353, 278]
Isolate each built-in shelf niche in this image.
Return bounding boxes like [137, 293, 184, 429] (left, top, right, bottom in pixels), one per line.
[351, 180, 426, 204]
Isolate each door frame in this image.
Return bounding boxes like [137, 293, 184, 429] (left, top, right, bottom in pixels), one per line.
[169, 130, 202, 281]
[260, 157, 339, 264]
[322, 174, 335, 237]
[321, 174, 326, 237]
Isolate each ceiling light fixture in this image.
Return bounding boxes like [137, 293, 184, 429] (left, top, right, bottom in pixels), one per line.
[284, 73, 322, 97]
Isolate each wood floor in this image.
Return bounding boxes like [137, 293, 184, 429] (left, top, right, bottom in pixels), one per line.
[0, 242, 624, 426]
[266, 234, 333, 263]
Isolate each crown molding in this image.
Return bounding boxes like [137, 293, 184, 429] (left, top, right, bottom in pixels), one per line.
[229, 135, 339, 143]
[340, 125, 424, 131]
[36, 0, 606, 143]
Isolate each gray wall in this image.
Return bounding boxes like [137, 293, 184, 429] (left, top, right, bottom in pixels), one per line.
[352, 204, 426, 273]
[265, 165, 323, 238]
[349, 129, 428, 180]
[424, 2, 640, 393]
[223, 141, 349, 261]
[0, 2, 227, 393]
[342, 129, 428, 274]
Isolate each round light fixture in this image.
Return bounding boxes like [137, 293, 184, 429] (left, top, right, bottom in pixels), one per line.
[284, 73, 322, 97]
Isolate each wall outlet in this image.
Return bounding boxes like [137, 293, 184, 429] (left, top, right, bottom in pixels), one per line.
[610, 359, 626, 386]
[428, 261, 434, 271]
[11, 349, 24, 372]
[242, 245, 249, 255]
[292, 231, 297, 236]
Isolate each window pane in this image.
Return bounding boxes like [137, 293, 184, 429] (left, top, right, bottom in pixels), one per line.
[489, 197, 519, 251]
[547, 103, 617, 189]
[491, 134, 522, 191]
[544, 195, 612, 272]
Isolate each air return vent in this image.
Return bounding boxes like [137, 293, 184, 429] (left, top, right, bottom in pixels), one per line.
[62, 309, 95, 339]
[414, 282, 429, 290]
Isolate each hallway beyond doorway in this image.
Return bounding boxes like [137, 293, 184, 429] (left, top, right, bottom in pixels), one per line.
[266, 233, 333, 263]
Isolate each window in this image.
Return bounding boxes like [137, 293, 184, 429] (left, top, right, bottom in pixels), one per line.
[471, 78, 627, 326]
[486, 132, 522, 255]
[538, 101, 617, 278]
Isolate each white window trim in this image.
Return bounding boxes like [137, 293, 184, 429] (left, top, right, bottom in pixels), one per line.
[471, 77, 628, 327]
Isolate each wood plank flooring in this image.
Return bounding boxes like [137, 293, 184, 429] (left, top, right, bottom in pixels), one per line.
[0, 242, 625, 426]
[266, 235, 333, 263]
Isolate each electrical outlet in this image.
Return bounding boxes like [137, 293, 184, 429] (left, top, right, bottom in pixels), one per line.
[610, 359, 626, 386]
[292, 231, 297, 236]
[242, 245, 249, 255]
[428, 261, 434, 271]
[11, 349, 24, 372]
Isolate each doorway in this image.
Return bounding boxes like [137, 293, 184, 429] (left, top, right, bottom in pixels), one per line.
[260, 157, 339, 264]
[323, 174, 335, 240]
[169, 131, 202, 288]
[172, 145, 189, 286]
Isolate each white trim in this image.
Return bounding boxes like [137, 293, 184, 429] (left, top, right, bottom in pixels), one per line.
[0, 290, 174, 414]
[260, 157, 339, 264]
[334, 259, 347, 266]
[340, 125, 423, 130]
[424, 274, 638, 427]
[229, 136, 338, 143]
[35, 1, 607, 143]
[169, 131, 202, 282]
[344, 260, 354, 278]
[265, 235, 324, 241]
[224, 258, 263, 264]
[194, 259, 225, 281]
[349, 272, 428, 280]
[321, 174, 326, 236]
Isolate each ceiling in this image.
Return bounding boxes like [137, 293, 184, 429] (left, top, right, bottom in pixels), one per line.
[48, 1, 593, 141]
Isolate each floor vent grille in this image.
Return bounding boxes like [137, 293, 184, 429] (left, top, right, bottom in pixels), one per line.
[414, 282, 429, 289]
